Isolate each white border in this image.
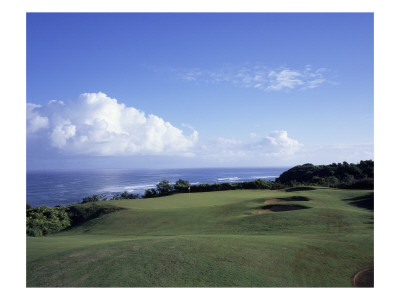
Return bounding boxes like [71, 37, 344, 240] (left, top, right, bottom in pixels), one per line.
[2, 0, 398, 298]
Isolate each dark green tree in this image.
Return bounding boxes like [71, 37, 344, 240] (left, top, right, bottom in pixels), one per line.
[174, 179, 191, 193]
[143, 188, 158, 198]
[156, 180, 173, 196]
[81, 194, 107, 204]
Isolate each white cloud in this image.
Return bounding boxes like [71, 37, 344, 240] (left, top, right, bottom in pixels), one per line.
[26, 103, 49, 134]
[257, 130, 303, 155]
[26, 93, 304, 163]
[267, 69, 304, 91]
[27, 92, 198, 156]
[198, 130, 303, 160]
[177, 64, 333, 91]
[50, 122, 76, 148]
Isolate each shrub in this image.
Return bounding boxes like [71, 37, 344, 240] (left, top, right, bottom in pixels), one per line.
[26, 205, 71, 236]
[26, 227, 43, 237]
[66, 203, 120, 226]
[253, 179, 273, 189]
[174, 179, 190, 193]
[118, 191, 139, 199]
[143, 188, 158, 198]
[339, 178, 374, 189]
[81, 194, 107, 204]
[156, 180, 173, 196]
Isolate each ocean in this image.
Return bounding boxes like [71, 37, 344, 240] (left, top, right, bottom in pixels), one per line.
[26, 167, 289, 207]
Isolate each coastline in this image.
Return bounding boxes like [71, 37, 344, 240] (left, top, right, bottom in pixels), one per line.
[26, 167, 288, 207]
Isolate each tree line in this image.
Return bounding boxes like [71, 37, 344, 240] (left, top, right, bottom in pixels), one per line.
[275, 160, 373, 188]
[142, 178, 278, 198]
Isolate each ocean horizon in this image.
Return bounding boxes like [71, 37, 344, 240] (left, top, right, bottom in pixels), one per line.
[26, 167, 290, 207]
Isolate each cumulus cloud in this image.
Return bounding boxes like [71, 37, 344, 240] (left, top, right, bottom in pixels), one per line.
[27, 103, 49, 134]
[27, 92, 198, 156]
[256, 131, 303, 155]
[176, 64, 333, 91]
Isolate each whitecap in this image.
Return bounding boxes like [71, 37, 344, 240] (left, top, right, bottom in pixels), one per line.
[217, 177, 240, 182]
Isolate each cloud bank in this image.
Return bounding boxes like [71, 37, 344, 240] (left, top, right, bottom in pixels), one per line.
[27, 92, 305, 167]
[177, 64, 334, 91]
[27, 93, 198, 156]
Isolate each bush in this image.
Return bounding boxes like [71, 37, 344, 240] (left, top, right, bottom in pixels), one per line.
[156, 180, 173, 196]
[271, 182, 287, 190]
[26, 205, 71, 236]
[81, 194, 106, 204]
[113, 191, 140, 200]
[339, 178, 374, 189]
[190, 183, 212, 193]
[26, 227, 43, 237]
[26, 201, 121, 237]
[66, 203, 120, 226]
[143, 188, 158, 198]
[253, 179, 273, 189]
[174, 179, 190, 193]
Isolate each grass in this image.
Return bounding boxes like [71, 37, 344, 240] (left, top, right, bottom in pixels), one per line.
[26, 187, 373, 287]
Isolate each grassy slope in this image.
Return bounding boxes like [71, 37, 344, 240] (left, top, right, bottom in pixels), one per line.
[26, 188, 373, 287]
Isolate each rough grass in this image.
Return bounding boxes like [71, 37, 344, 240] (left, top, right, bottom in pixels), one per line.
[26, 187, 373, 287]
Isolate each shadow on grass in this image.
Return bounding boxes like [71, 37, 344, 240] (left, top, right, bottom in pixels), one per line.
[260, 204, 310, 212]
[285, 187, 316, 192]
[282, 196, 310, 201]
[67, 203, 123, 227]
[344, 193, 374, 211]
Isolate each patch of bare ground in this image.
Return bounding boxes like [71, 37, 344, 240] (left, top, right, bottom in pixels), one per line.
[351, 267, 374, 287]
[263, 198, 285, 205]
[251, 210, 272, 215]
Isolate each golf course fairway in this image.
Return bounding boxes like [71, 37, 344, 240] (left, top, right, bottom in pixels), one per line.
[26, 187, 373, 287]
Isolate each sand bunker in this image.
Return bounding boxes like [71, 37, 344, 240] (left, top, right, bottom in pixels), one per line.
[351, 267, 374, 287]
[249, 196, 310, 215]
[261, 204, 309, 212]
[263, 196, 309, 204]
[285, 187, 316, 192]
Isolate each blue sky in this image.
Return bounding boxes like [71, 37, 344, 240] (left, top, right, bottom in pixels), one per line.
[26, 13, 374, 170]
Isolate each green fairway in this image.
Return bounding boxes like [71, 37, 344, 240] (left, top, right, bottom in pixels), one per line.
[26, 188, 373, 287]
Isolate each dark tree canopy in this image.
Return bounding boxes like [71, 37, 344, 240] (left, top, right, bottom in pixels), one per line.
[156, 180, 173, 196]
[276, 160, 373, 188]
[174, 179, 191, 193]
